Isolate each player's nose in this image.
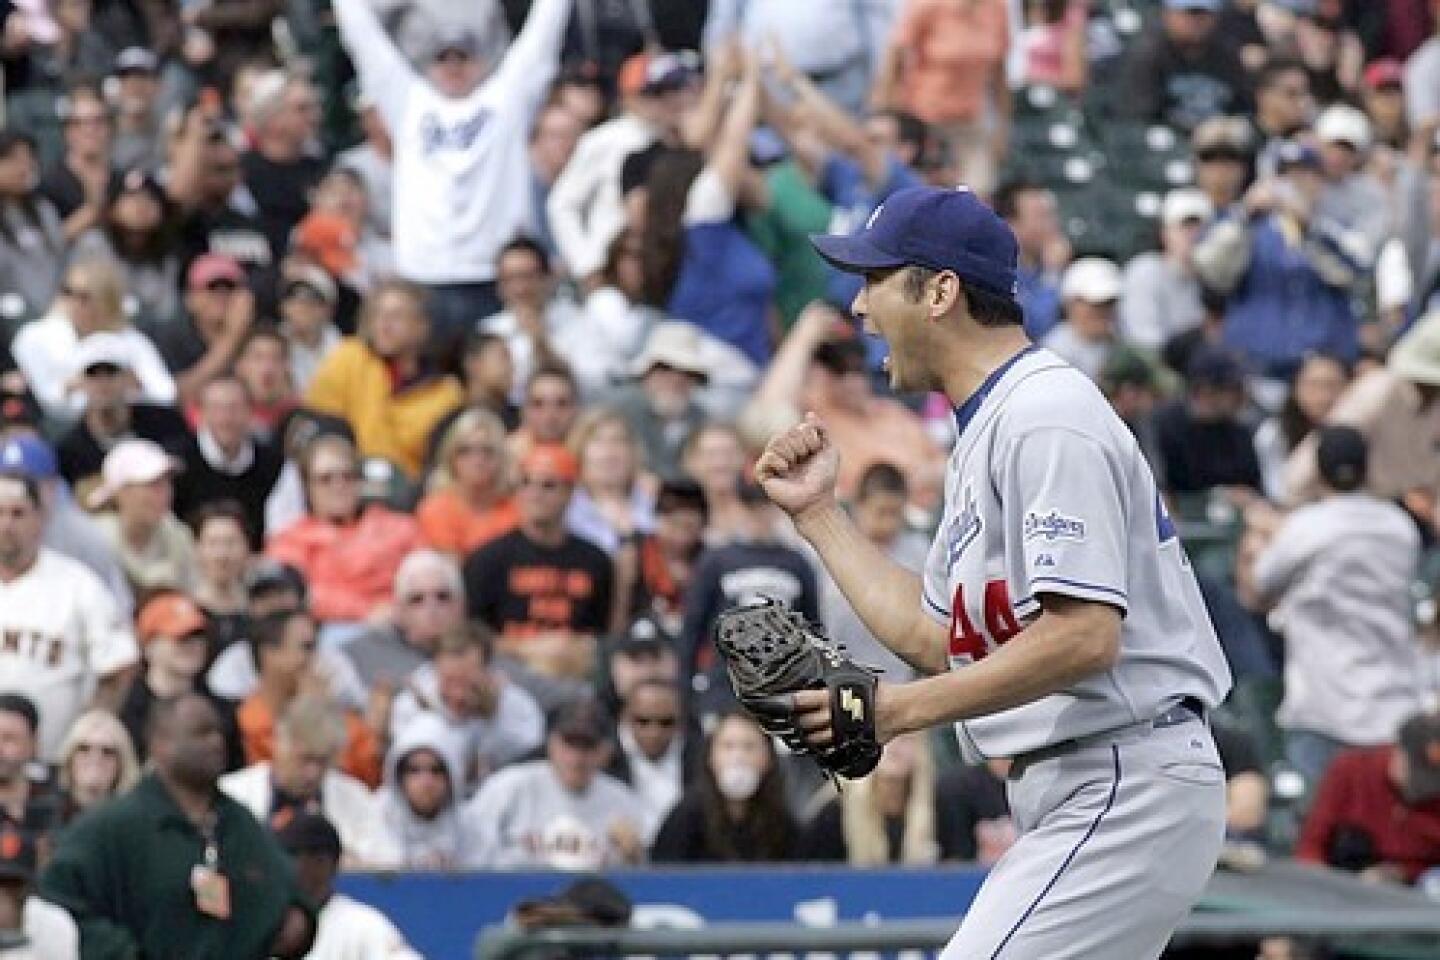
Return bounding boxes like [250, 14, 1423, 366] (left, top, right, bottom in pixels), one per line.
[850, 287, 868, 324]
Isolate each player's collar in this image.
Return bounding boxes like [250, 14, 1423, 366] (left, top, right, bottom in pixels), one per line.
[951, 344, 1040, 438]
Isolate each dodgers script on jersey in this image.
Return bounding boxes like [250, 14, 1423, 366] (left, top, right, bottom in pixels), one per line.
[921, 346, 1232, 763]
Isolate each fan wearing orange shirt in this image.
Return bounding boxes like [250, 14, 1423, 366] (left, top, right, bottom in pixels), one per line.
[417, 409, 520, 558]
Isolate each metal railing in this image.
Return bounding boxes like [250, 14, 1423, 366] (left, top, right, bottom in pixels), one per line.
[476, 909, 1440, 960]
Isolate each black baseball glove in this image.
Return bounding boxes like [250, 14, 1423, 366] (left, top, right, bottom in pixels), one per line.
[713, 597, 881, 779]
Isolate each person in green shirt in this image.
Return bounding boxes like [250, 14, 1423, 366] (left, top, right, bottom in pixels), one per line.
[41, 693, 315, 959]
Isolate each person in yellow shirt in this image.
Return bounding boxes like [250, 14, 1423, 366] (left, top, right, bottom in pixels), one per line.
[305, 279, 463, 478]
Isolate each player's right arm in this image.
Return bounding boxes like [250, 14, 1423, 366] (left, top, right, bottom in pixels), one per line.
[757, 413, 950, 675]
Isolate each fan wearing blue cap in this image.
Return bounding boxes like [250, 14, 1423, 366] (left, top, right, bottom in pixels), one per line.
[752, 184, 1233, 957]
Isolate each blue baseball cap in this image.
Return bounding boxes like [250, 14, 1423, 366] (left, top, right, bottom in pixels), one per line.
[810, 186, 1020, 300]
[0, 434, 57, 481]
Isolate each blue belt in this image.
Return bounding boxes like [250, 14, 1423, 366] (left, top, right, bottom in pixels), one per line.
[1154, 696, 1206, 729]
[1010, 696, 1207, 773]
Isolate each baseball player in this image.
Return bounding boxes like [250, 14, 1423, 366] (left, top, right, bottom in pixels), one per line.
[755, 185, 1233, 958]
[0, 474, 137, 760]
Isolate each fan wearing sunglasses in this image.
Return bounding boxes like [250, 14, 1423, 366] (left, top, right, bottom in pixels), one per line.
[342, 548, 467, 691]
[56, 709, 141, 820]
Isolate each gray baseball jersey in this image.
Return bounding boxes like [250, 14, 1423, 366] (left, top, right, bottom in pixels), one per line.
[921, 347, 1233, 762]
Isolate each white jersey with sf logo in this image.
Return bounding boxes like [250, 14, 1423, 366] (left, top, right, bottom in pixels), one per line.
[921, 347, 1232, 763]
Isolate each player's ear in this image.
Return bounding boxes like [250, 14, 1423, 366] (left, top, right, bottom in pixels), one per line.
[931, 271, 961, 319]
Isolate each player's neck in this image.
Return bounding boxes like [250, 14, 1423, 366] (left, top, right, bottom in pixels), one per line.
[936, 326, 1034, 409]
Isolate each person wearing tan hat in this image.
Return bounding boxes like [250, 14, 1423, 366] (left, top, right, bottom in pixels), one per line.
[462, 443, 615, 682]
[89, 439, 196, 597]
[118, 591, 243, 769]
[1283, 311, 1440, 524]
[1119, 188, 1213, 350]
[611, 321, 711, 481]
[1191, 115, 1254, 211]
[1313, 103, 1390, 261]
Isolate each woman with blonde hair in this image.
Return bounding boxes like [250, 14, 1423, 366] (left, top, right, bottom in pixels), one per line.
[11, 254, 177, 419]
[415, 408, 519, 558]
[799, 733, 948, 865]
[565, 407, 655, 555]
[57, 709, 141, 819]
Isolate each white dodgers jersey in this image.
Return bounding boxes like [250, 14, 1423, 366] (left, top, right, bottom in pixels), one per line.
[921, 347, 1232, 762]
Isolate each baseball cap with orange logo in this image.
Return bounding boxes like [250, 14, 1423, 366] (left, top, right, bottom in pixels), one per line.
[521, 444, 579, 484]
[137, 591, 209, 644]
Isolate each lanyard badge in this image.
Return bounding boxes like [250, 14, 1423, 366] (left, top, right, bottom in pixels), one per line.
[190, 814, 231, 920]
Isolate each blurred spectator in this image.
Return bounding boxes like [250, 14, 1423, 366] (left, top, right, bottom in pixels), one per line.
[799, 732, 952, 864]
[12, 259, 177, 419]
[640, 64, 773, 378]
[680, 420, 750, 545]
[679, 481, 820, 708]
[651, 710, 796, 862]
[277, 813, 421, 959]
[189, 502, 254, 655]
[0, 132, 64, 321]
[1405, 8, 1440, 128]
[173, 375, 284, 547]
[1254, 426, 1424, 788]
[1017, 0, 1089, 94]
[1121, 0, 1251, 131]
[266, 434, 422, 625]
[1397, 120, 1440, 320]
[40, 694, 316, 959]
[0, 694, 64, 855]
[465, 698, 644, 869]
[566, 407, 654, 555]
[233, 329, 298, 439]
[934, 759, 1015, 864]
[605, 678, 694, 841]
[0, 434, 130, 610]
[373, 712, 475, 870]
[547, 51, 689, 286]
[706, 0, 891, 118]
[417, 410, 519, 559]
[1119, 188, 1213, 351]
[994, 179, 1066, 339]
[89, 438, 197, 595]
[40, 85, 113, 244]
[55, 709, 140, 820]
[1291, 5, 1364, 105]
[344, 549, 465, 689]
[108, 48, 165, 173]
[0, 475, 137, 759]
[513, 365, 581, 461]
[610, 322, 710, 483]
[303, 167, 394, 296]
[1043, 257, 1124, 382]
[153, 253, 259, 408]
[1282, 312, 1440, 521]
[1362, 59, 1409, 150]
[182, 0, 283, 85]
[821, 462, 929, 682]
[333, 0, 572, 345]
[478, 237, 585, 401]
[448, 335, 519, 437]
[222, 694, 387, 866]
[53, 337, 189, 489]
[304, 278, 463, 479]
[601, 616, 682, 712]
[335, 98, 394, 243]
[277, 260, 341, 395]
[1194, 141, 1365, 383]
[0, 827, 79, 959]
[510, 874, 633, 942]
[464, 443, 616, 679]
[118, 591, 243, 770]
[1253, 352, 1350, 502]
[627, 478, 708, 633]
[70, 169, 182, 324]
[1314, 103, 1391, 260]
[1154, 346, 1263, 500]
[1191, 115, 1256, 212]
[1214, 721, 1269, 843]
[873, 0, 1009, 194]
[240, 71, 324, 256]
[1250, 59, 1314, 174]
[388, 623, 545, 792]
[1297, 711, 1440, 884]
[1100, 347, 1166, 481]
[235, 610, 383, 788]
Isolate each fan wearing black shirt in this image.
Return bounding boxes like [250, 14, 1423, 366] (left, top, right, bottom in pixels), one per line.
[239, 72, 327, 257]
[40, 84, 113, 244]
[1120, 0, 1252, 131]
[56, 347, 189, 490]
[463, 443, 614, 683]
[173, 375, 283, 548]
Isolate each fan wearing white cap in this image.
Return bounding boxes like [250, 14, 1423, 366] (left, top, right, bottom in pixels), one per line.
[1041, 258, 1124, 381]
[1313, 103, 1390, 262]
[88, 439, 197, 596]
[611, 322, 711, 481]
[1119, 188, 1213, 350]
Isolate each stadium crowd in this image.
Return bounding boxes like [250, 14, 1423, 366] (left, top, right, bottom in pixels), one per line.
[0, 0, 1439, 955]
